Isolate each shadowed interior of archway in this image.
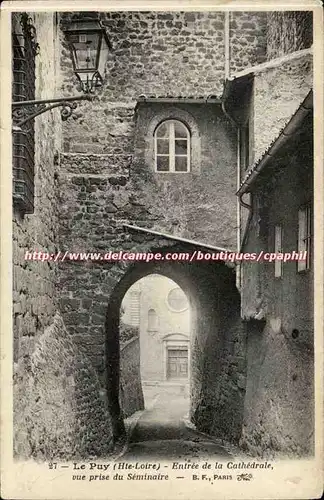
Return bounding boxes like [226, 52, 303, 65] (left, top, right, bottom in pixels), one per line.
[104, 259, 198, 443]
[120, 274, 191, 441]
[104, 250, 244, 452]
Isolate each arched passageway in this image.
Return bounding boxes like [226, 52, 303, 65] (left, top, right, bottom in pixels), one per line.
[104, 245, 245, 451]
[120, 274, 191, 440]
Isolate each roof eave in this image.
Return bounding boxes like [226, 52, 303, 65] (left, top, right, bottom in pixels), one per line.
[122, 223, 236, 254]
[236, 89, 313, 197]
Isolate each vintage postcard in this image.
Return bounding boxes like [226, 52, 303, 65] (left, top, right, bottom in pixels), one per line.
[0, 0, 323, 499]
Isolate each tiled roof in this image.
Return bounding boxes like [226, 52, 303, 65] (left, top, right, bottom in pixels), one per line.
[239, 126, 288, 187]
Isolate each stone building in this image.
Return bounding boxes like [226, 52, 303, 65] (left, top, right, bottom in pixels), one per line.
[223, 11, 314, 456]
[121, 274, 190, 383]
[11, 12, 114, 460]
[10, 9, 314, 460]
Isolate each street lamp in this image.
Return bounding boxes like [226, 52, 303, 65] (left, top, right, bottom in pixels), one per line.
[63, 14, 112, 94]
[12, 13, 111, 130]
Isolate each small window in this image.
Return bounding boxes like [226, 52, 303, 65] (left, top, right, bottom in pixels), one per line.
[274, 225, 283, 278]
[148, 308, 158, 331]
[154, 120, 190, 173]
[298, 203, 312, 272]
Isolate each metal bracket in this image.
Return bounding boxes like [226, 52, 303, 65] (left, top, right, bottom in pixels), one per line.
[12, 94, 94, 131]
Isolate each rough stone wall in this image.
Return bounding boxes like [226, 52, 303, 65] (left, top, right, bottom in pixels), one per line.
[14, 313, 113, 460]
[57, 10, 250, 438]
[266, 11, 313, 60]
[57, 138, 237, 382]
[240, 321, 313, 458]
[191, 264, 246, 444]
[240, 120, 314, 457]
[60, 11, 228, 155]
[13, 13, 62, 361]
[57, 225, 244, 443]
[59, 11, 238, 251]
[134, 102, 237, 247]
[12, 13, 114, 460]
[58, 30, 238, 382]
[120, 337, 145, 418]
[229, 12, 267, 75]
[13, 13, 63, 457]
[252, 53, 312, 164]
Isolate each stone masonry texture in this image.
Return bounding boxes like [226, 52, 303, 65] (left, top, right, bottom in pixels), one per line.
[13, 13, 62, 362]
[60, 11, 268, 154]
[120, 337, 145, 418]
[14, 313, 113, 460]
[266, 11, 313, 60]
[13, 13, 115, 460]
[229, 12, 267, 74]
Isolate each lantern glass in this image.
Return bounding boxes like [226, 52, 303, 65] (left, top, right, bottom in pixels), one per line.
[98, 33, 110, 82]
[70, 32, 100, 70]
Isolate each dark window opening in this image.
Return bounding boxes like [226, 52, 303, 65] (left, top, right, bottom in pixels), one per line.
[240, 120, 250, 171]
[12, 13, 38, 214]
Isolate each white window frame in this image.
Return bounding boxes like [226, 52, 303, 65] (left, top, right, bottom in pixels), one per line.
[154, 120, 190, 173]
[298, 203, 312, 272]
[274, 225, 283, 278]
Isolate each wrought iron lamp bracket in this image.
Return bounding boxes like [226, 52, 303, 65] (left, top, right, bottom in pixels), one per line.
[12, 95, 94, 131]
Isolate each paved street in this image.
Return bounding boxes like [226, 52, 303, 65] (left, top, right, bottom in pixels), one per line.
[121, 383, 231, 461]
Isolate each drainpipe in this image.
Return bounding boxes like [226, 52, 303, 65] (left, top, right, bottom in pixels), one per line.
[238, 192, 253, 252]
[220, 98, 242, 288]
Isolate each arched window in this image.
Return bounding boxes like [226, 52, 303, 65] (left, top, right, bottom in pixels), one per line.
[148, 308, 158, 331]
[154, 120, 190, 173]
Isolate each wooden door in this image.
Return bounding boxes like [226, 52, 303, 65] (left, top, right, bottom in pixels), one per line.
[167, 348, 188, 379]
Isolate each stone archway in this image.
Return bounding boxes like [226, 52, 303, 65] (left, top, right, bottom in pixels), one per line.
[104, 258, 199, 441]
[104, 243, 244, 444]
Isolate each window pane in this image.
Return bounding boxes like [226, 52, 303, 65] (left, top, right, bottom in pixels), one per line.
[174, 156, 188, 172]
[156, 156, 170, 172]
[157, 139, 169, 154]
[174, 121, 187, 138]
[156, 122, 169, 138]
[72, 33, 100, 70]
[175, 140, 187, 155]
